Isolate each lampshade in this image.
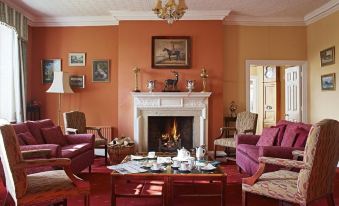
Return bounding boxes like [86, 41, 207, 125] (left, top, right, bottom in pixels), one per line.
[46, 71, 74, 94]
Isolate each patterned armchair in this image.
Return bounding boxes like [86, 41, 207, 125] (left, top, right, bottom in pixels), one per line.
[242, 119, 339, 206]
[63, 111, 108, 165]
[214, 111, 258, 159]
[0, 123, 90, 206]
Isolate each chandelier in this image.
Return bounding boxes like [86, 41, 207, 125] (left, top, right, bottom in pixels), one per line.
[152, 0, 188, 24]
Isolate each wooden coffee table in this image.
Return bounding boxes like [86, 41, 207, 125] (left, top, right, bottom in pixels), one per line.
[111, 153, 227, 206]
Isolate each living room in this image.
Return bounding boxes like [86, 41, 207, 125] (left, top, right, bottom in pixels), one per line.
[0, 0, 339, 205]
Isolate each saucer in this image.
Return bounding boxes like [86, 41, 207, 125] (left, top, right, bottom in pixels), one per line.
[201, 164, 216, 171]
[147, 156, 157, 159]
[150, 167, 163, 173]
[171, 165, 180, 169]
[178, 168, 191, 173]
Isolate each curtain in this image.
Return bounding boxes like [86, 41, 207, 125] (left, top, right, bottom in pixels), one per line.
[0, 23, 23, 122]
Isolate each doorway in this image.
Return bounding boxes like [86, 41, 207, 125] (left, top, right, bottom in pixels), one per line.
[246, 60, 308, 134]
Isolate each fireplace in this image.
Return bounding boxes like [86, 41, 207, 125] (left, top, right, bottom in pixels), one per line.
[132, 92, 211, 151]
[148, 116, 194, 152]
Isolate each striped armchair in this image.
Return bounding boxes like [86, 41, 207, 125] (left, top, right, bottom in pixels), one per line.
[214, 111, 258, 159]
[242, 119, 339, 206]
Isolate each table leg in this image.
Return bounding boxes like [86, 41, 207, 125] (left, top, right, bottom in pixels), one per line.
[222, 175, 227, 206]
[165, 177, 172, 206]
[111, 176, 116, 206]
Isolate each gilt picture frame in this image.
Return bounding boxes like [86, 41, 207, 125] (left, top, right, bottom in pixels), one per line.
[321, 73, 336, 91]
[152, 36, 191, 69]
[320, 47, 335, 67]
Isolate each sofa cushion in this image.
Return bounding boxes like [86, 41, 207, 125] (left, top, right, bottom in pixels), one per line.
[12, 123, 30, 134]
[41, 126, 68, 146]
[27, 119, 55, 144]
[293, 128, 309, 147]
[271, 124, 287, 146]
[280, 124, 299, 147]
[17, 132, 38, 145]
[61, 143, 92, 158]
[237, 144, 260, 163]
[256, 128, 279, 147]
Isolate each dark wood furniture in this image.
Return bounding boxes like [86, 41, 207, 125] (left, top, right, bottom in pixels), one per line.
[26, 104, 41, 120]
[111, 153, 227, 206]
[223, 116, 237, 138]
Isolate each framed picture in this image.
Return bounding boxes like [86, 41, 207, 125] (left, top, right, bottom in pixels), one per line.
[92, 60, 110, 82]
[41, 59, 61, 83]
[69, 75, 85, 88]
[69, 52, 86, 66]
[321, 73, 336, 91]
[320, 47, 335, 67]
[152, 36, 191, 69]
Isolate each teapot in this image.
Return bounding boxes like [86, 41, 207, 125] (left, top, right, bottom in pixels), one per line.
[177, 147, 190, 160]
[196, 145, 206, 160]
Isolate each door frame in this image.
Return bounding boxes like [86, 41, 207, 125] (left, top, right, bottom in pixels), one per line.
[245, 60, 308, 123]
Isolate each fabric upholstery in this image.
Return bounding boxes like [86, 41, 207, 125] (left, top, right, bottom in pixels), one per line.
[41, 126, 68, 146]
[17, 134, 27, 146]
[26, 119, 55, 144]
[17, 132, 38, 145]
[214, 137, 235, 147]
[62, 143, 92, 158]
[271, 124, 287, 146]
[243, 119, 339, 205]
[293, 128, 309, 148]
[256, 128, 279, 146]
[281, 124, 299, 147]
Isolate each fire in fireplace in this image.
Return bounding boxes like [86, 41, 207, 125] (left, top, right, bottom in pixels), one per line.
[148, 116, 193, 152]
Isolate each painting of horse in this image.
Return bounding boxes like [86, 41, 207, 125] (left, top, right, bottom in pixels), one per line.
[152, 36, 191, 69]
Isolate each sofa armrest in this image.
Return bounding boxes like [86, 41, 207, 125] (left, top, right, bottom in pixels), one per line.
[259, 146, 304, 159]
[20, 144, 61, 158]
[21, 149, 51, 159]
[259, 157, 307, 169]
[65, 134, 95, 147]
[236, 134, 261, 145]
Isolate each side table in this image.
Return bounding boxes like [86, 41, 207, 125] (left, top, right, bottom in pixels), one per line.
[108, 144, 135, 164]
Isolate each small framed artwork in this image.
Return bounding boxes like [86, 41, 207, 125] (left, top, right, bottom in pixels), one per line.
[92, 60, 110, 82]
[69, 52, 86, 66]
[69, 75, 85, 88]
[41, 59, 61, 83]
[320, 46, 335, 67]
[321, 73, 336, 91]
[152, 36, 191, 69]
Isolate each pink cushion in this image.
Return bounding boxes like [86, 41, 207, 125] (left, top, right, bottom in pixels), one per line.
[293, 128, 309, 147]
[256, 128, 280, 147]
[26, 119, 55, 144]
[61, 143, 92, 158]
[281, 124, 299, 147]
[271, 124, 287, 146]
[12, 123, 30, 134]
[41, 126, 68, 146]
[17, 132, 38, 145]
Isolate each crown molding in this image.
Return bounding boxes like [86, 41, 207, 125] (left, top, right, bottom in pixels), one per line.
[111, 10, 230, 21]
[30, 16, 119, 27]
[224, 15, 305, 26]
[304, 0, 339, 25]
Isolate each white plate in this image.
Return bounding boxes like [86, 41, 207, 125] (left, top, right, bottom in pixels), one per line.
[172, 156, 192, 161]
[201, 164, 216, 171]
[131, 155, 144, 160]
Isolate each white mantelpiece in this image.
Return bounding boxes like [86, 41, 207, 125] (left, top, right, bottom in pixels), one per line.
[132, 92, 212, 152]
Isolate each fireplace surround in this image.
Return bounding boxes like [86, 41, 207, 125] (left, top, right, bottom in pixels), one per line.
[132, 92, 211, 151]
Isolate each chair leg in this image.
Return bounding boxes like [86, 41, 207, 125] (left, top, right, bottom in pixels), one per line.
[105, 145, 108, 165]
[326, 193, 335, 206]
[84, 194, 90, 206]
[242, 191, 248, 206]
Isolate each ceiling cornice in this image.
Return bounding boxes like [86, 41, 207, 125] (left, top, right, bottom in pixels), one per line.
[30, 16, 119, 27]
[224, 15, 306, 26]
[304, 0, 339, 25]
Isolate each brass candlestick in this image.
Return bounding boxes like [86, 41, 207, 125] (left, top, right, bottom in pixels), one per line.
[200, 67, 209, 92]
[132, 67, 141, 92]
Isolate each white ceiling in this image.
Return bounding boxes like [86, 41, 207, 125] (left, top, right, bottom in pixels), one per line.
[3, 0, 339, 26]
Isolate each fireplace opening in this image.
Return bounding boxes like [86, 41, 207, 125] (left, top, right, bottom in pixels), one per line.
[148, 116, 193, 152]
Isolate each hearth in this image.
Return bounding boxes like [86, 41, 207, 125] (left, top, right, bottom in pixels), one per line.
[148, 116, 193, 152]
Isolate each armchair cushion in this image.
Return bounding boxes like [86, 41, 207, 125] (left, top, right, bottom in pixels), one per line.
[293, 128, 309, 147]
[259, 146, 303, 160]
[214, 137, 235, 148]
[237, 134, 261, 145]
[256, 128, 279, 146]
[18, 132, 38, 145]
[65, 134, 94, 146]
[26, 119, 55, 144]
[41, 126, 68, 146]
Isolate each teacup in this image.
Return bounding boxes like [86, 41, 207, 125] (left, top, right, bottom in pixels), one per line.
[152, 163, 161, 170]
[148, 151, 156, 158]
[173, 160, 180, 167]
[180, 162, 189, 171]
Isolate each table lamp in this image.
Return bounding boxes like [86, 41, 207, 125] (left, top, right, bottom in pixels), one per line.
[46, 71, 74, 125]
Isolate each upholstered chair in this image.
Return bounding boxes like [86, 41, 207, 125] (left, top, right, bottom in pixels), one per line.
[214, 111, 258, 159]
[242, 119, 339, 206]
[0, 123, 90, 206]
[63, 111, 108, 165]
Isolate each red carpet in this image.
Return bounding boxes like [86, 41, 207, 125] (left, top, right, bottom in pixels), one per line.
[1, 158, 339, 205]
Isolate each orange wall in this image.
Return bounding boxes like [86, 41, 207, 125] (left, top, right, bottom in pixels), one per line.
[223, 25, 307, 113]
[117, 21, 224, 149]
[30, 26, 119, 134]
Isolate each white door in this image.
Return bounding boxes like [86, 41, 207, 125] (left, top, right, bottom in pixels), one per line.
[285, 66, 302, 122]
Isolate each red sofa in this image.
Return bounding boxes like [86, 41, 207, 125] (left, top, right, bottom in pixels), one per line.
[12, 119, 95, 174]
[236, 120, 311, 175]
